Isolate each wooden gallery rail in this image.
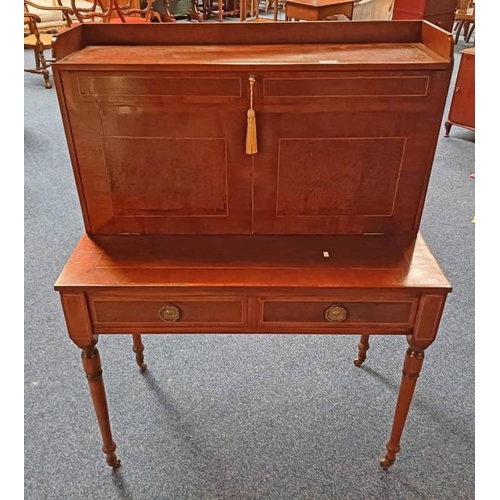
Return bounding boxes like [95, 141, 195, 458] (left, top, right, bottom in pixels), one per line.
[52, 21, 453, 470]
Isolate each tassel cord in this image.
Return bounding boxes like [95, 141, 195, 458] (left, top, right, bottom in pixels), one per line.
[246, 75, 258, 155]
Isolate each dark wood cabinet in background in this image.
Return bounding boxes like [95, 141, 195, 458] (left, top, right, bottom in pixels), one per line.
[445, 47, 475, 136]
[393, 0, 457, 32]
[53, 22, 453, 472]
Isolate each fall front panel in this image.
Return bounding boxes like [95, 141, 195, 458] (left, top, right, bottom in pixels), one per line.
[252, 70, 448, 234]
[60, 71, 252, 234]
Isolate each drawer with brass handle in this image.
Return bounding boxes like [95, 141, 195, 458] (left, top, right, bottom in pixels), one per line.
[159, 304, 180, 322]
[88, 295, 248, 329]
[325, 304, 348, 323]
[258, 298, 418, 328]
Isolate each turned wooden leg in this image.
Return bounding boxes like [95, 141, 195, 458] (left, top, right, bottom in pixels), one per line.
[34, 40, 52, 89]
[43, 70, 52, 89]
[466, 24, 475, 43]
[204, 0, 211, 19]
[380, 344, 426, 470]
[186, 0, 203, 22]
[454, 19, 465, 44]
[444, 121, 452, 137]
[462, 21, 470, 42]
[34, 49, 41, 70]
[81, 343, 121, 468]
[39, 50, 51, 89]
[132, 334, 148, 372]
[354, 334, 370, 367]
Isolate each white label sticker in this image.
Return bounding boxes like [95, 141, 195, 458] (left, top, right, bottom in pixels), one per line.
[323, 251, 330, 258]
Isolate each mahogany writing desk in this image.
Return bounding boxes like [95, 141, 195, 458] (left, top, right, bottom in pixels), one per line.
[52, 21, 453, 470]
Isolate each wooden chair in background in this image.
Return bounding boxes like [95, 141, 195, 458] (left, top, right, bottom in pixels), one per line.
[265, 0, 285, 19]
[24, 1, 74, 88]
[70, 0, 163, 23]
[162, 0, 203, 22]
[241, 0, 278, 21]
[202, 0, 240, 22]
[24, 1, 78, 33]
[454, 0, 475, 44]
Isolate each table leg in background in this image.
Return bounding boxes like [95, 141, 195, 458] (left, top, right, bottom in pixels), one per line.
[354, 334, 370, 367]
[132, 334, 148, 372]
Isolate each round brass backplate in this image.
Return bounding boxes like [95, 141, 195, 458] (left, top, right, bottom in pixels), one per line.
[325, 304, 347, 323]
[159, 304, 180, 322]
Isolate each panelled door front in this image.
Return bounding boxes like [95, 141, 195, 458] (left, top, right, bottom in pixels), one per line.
[60, 70, 252, 234]
[251, 70, 450, 235]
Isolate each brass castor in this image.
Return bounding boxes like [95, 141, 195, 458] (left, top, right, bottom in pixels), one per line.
[107, 458, 121, 469]
[379, 457, 395, 471]
[353, 357, 365, 367]
[354, 335, 369, 367]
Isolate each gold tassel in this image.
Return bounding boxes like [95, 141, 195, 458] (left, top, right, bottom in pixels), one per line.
[246, 76, 258, 155]
[246, 109, 257, 155]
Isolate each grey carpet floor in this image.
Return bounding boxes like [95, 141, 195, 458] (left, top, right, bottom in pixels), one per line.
[24, 31, 475, 500]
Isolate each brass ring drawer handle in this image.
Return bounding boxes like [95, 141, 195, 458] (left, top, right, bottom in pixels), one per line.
[159, 304, 180, 322]
[325, 305, 347, 323]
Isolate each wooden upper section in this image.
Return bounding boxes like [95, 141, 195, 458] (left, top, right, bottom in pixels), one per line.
[52, 22, 453, 237]
[53, 22, 454, 68]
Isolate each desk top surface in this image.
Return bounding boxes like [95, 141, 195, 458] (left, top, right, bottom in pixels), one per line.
[55, 233, 451, 291]
[59, 42, 448, 68]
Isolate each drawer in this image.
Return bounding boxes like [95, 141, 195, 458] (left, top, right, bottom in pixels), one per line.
[62, 71, 245, 105]
[263, 75, 430, 99]
[261, 72, 432, 111]
[89, 295, 248, 328]
[259, 298, 418, 328]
